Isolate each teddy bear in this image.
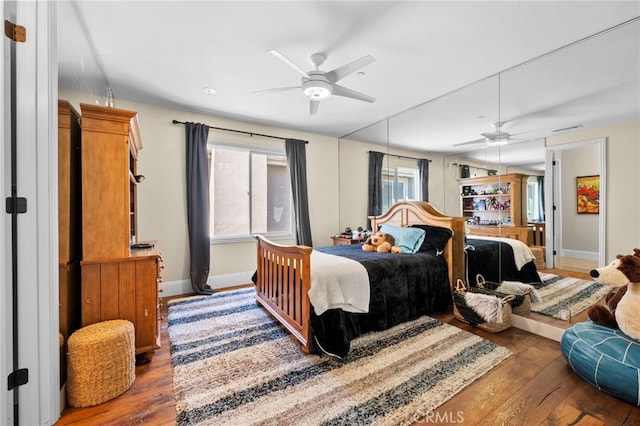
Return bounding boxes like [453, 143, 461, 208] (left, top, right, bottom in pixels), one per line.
[587, 248, 640, 340]
[362, 231, 401, 253]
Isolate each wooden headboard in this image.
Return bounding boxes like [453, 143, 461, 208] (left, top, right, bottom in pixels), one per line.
[368, 201, 467, 290]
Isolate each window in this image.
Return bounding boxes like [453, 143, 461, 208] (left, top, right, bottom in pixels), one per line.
[527, 180, 541, 221]
[381, 157, 420, 212]
[209, 145, 293, 242]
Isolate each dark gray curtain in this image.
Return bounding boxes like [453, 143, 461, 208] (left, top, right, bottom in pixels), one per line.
[418, 159, 430, 201]
[537, 175, 545, 221]
[185, 122, 214, 295]
[285, 139, 313, 246]
[367, 151, 385, 228]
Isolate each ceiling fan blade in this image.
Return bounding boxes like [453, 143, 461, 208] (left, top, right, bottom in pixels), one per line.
[325, 55, 375, 83]
[332, 84, 376, 103]
[310, 100, 320, 115]
[267, 49, 310, 79]
[253, 86, 300, 95]
[453, 138, 488, 147]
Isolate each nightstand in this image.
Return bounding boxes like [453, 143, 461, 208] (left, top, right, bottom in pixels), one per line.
[331, 236, 361, 246]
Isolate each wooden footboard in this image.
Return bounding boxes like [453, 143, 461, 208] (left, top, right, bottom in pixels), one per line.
[254, 235, 313, 353]
[254, 201, 467, 354]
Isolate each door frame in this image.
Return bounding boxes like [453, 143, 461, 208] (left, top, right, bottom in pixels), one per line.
[2, 1, 59, 424]
[544, 138, 607, 268]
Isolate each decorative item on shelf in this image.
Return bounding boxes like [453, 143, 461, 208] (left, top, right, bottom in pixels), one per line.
[340, 227, 352, 238]
[356, 226, 369, 240]
[487, 196, 498, 210]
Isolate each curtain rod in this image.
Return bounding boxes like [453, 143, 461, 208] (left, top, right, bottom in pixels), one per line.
[370, 151, 431, 162]
[172, 119, 307, 143]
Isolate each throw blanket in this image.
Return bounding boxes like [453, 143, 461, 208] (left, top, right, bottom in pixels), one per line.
[308, 250, 370, 315]
[467, 235, 535, 270]
[311, 245, 450, 358]
[465, 237, 541, 285]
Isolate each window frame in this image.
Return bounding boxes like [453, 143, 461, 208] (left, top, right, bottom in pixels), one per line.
[381, 157, 421, 212]
[207, 142, 294, 244]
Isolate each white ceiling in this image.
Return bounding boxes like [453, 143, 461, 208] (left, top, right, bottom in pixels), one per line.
[58, 1, 640, 170]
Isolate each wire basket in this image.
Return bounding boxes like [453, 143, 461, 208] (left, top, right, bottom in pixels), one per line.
[475, 274, 533, 317]
[453, 279, 515, 333]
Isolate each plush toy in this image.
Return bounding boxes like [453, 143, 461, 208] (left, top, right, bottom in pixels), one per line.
[587, 248, 640, 340]
[362, 231, 401, 253]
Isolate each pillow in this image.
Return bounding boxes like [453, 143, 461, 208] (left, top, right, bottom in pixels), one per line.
[379, 224, 425, 254]
[409, 224, 453, 254]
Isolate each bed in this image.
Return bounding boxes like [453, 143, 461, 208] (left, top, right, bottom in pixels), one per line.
[465, 235, 542, 285]
[254, 201, 467, 356]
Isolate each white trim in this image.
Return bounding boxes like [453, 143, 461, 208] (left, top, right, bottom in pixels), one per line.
[558, 249, 599, 261]
[160, 271, 255, 297]
[1, 3, 12, 423]
[545, 137, 607, 268]
[4, 2, 60, 423]
[511, 315, 565, 342]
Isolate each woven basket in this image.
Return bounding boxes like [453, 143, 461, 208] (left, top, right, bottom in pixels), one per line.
[67, 320, 135, 407]
[453, 279, 514, 333]
[475, 274, 533, 317]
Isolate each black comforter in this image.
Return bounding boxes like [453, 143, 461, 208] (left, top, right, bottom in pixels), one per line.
[465, 237, 541, 286]
[310, 244, 450, 358]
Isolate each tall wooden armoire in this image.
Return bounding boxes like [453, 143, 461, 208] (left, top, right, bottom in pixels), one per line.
[79, 103, 161, 358]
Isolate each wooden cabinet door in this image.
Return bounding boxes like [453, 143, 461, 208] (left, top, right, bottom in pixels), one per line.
[135, 258, 159, 352]
[81, 263, 102, 326]
[81, 257, 159, 354]
[80, 104, 137, 261]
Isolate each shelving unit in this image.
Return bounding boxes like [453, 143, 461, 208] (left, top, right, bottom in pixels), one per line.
[459, 173, 528, 226]
[459, 173, 531, 244]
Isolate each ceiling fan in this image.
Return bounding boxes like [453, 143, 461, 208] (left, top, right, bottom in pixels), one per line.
[454, 121, 527, 147]
[257, 49, 376, 115]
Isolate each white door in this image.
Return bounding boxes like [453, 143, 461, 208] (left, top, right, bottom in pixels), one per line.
[2, 1, 59, 424]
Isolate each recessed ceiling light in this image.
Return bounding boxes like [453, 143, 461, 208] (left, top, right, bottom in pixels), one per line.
[202, 87, 216, 95]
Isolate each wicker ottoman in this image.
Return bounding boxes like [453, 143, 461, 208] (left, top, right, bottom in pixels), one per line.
[67, 320, 136, 407]
[529, 246, 546, 270]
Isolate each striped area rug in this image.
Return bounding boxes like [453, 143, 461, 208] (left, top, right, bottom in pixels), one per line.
[168, 288, 511, 425]
[531, 273, 611, 318]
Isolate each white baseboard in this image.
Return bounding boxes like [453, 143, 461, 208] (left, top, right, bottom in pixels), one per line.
[160, 271, 254, 297]
[558, 249, 598, 261]
[511, 315, 565, 342]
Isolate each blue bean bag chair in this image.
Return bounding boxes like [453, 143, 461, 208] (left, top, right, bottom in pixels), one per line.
[561, 321, 640, 406]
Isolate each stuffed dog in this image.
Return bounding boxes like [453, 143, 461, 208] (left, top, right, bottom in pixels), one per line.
[362, 231, 401, 253]
[587, 248, 640, 340]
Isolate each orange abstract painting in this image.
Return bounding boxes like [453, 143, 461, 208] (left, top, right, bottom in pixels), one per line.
[577, 175, 599, 214]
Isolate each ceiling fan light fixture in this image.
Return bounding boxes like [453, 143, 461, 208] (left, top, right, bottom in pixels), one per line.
[302, 80, 332, 100]
[486, 135, 510, 146]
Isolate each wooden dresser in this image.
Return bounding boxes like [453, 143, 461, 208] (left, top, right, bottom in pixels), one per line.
[79, 103, 161, 359]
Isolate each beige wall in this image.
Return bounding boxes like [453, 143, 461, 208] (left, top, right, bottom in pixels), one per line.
[60, 89, 639, 292]
[60, 90, 337, 290]
[60, 90, 446, 293]
[336, 139, 450, 232]
[547, 120, 640, 260]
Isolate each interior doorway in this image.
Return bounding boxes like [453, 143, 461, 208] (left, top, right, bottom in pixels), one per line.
[545, 138, 606, 272]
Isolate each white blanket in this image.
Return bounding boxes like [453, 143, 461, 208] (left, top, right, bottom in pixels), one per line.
[307, 250, 370, 316]
[468, 235, 535, 271]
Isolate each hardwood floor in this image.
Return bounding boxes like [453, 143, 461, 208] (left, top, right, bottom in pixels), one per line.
[56, 273, 638, 425]
[554, 256, 599, 274]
